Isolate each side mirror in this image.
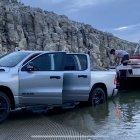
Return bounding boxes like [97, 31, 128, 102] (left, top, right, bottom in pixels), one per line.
[26, 62, 35, 72]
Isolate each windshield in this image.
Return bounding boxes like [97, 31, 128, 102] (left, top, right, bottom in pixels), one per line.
[0, 52, 30, 67]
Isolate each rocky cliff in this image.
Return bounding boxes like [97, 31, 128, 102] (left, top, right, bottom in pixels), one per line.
[0, 0, 137, 68]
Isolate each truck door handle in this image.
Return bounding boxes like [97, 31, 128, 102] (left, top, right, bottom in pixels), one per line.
[78, 75, 87, 78]
[50, 76, 61, 79]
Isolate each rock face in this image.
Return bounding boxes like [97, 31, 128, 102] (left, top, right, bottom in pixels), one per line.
[0, 0, 138, 68]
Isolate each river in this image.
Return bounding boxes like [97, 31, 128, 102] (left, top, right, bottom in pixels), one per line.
[1, 90, 140, 140]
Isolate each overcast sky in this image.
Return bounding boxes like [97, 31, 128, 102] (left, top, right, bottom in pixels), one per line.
[20, 0, 140, 43]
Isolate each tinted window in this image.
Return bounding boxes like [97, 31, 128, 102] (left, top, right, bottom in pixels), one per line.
[0, 52, 30, 67]
[76, 54, 87, 70]
[22, 53, 64, 71]
[30, 54, 51, 71]
[64, 55, 79, 71]
[53, 53, 64, 71]
[64, 54, 87, 71]
[22, 53, 41, 65]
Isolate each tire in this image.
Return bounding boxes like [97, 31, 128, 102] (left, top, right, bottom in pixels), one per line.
[0, 92, 10, 123]
[89, 87, 106, 106]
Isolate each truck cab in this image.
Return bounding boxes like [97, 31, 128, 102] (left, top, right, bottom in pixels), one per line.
[18, 52, 91, 106]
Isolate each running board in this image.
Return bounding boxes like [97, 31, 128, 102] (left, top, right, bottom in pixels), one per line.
[13, 105, 49, 113]
[61, 102, 80, 109]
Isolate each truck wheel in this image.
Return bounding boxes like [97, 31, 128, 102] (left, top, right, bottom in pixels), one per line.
[0, 92, 10, 123]
[89, 87, 106, 106]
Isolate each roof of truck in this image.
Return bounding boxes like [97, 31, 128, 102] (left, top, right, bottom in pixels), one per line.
[18, 50, 66, 54]
[17, 50, 88, 55]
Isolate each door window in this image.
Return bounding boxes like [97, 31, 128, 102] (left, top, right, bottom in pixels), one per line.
[64, 54, 87, 71]
[31, 54, 51, 71]
[76, 54, 87, 70]
[21, 53, 64, 71]
[22, 53, 41, 66]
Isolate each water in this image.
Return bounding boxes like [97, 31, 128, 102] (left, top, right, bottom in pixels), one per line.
[1, 90, 140, 140]
[49, 91, 140, 140]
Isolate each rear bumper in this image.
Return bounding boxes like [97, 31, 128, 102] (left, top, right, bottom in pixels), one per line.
[112, 88, 118, 96]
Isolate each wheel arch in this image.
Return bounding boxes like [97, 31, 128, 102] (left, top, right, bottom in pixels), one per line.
[89, 83, 108, 101]
[0, 86, 15, 110]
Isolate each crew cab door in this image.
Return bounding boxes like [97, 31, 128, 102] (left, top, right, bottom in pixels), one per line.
[19, 52, 64, 105]
[63, 54, 91, 102]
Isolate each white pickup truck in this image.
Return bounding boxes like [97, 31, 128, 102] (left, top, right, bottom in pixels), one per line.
[0, 51, 118, 122]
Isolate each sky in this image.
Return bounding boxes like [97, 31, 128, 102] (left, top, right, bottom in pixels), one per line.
[20, 0, 140, 43]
